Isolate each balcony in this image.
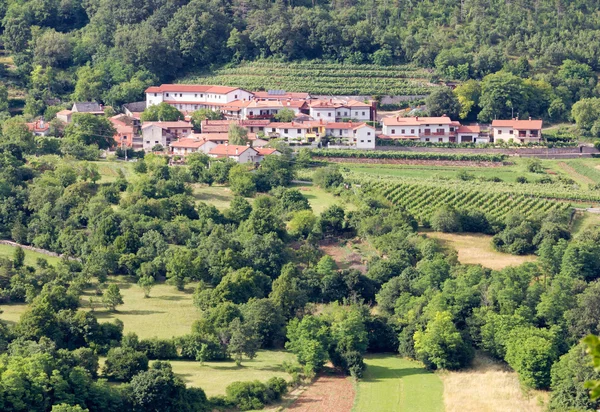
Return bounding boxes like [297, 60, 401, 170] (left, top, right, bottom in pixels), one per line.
[247, 114, 274, 120]
[432, 132, 446, 136]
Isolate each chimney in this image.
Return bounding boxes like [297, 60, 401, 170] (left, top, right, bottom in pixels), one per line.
[528, 116, 532, 121]
[235, 147, 239, 155]
[416, 116, 419, 121]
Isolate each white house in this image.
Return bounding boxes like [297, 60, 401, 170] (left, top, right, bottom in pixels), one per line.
[491, 118, 542, 143]
[265, 122, 310, 141]
[170, 138, 217, 155]
[381, 115, 458, 142]
[325, 122, 376, 149]
[141, 121, 192, 151]
[456, 125, 487, 144]
[208, 144, 259, 163]
[309, 99, 374, 122]
[145, 85, 254, 112]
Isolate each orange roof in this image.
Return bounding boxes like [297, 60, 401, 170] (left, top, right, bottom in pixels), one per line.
[26, 121, 50, 132]
[253, 91, 310, 100]
[457, 125, 481, 133]
[256, 148, 279, 155]
[491, 119, 543, 130]
[345, 99, 372, 107]
[188, 132, 258, 141]
[209, 144, 257, 156]
[146, 84, 246, 94]
[267, 122, 310, 129]
[382, 116, 454, 126]
[170, 138, 209, 149]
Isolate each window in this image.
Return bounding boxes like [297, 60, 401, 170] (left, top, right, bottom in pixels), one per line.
[183, 130, 187, 133]
[317, 113, 321, 117]
[166, 93, 169, 97]
[155, 140, 159, 144]
[235, 94, 238, 99]
[367, 140, 372, 143]
[195, 94, 197, 97]
[194, 105, 198, 110]
[201, 94, 203, 98]
[362, 111, 365, 116]
[391, 129, 395, 134]
[284, 129, 288, 133]
[355, 112, 358, 116]
[438, 138, 443, 142]
[401, 129, 405, 134]
[272, 128, 276, 132]
[411, 129, 415, 134]
[179, 93, 182, 97]
[425, 138, 430, 142]
[328, 113, 332, 117]
[344, 112, 348, 116]
[154, 93, 157, 97]
[146, 141, 150, 144]
[360, 140, 364, 143]
[297, 129, 301, 133]
[509, 130, 513, 134]
[498, 129, 502, 134]
[367, 132, 371, 136]
[437, 128, 444, 134]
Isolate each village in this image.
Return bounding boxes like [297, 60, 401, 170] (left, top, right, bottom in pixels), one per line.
[29, 84, 545, 164]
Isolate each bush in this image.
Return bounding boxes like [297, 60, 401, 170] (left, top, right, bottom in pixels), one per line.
[430, 206, 462, 232]
[103, 347, 149, 381]
[313, 166, 344, 189]
[225, 379, 287, 411]
[516, 176, 528, 183]
[138, 338, 178, 359]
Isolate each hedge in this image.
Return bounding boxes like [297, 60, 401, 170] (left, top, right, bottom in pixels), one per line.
[309, 149, 507, 162]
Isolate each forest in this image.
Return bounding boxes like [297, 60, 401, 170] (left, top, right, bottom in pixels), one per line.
[3, 0, 600, 125]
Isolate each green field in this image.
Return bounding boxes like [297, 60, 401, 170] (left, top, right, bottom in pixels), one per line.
[182, 60, 435, 96]
[0, 243, 61, 267]
[170, 350, 295, 396]
[353, 355, 444, 412]
[193, 183, 353, 214]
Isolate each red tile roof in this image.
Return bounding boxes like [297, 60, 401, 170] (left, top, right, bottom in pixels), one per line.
[457, 125, 481, 134]
[170, 138, 209, 148]
[255, 148, 279, 155]
[253, 91, 310, 100]
[142, 121, 191, 129]
[209, 144, 257, 156]
[491, 119, 543, 130]
[146, 84, 245, 94]
[324, 122, 371, 130]
[26, 120, 50, 132]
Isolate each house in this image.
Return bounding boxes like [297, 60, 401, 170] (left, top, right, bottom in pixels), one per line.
[324, 122, 376, 149]
[110, 114, 141, 149]
[123, 101, 147, 117]
[208, 144, 259, 163]
[72, 102, 104, 115]
[255, 147, 281, 161]
[456, 125, 487, 144]
[491, 118, 542, 143]
[145, 84, 254, 112]
[381, 115, 458, 142]
[26, 119, 50, 136]
[265, 122, 310, 141]
[308, 99, 375, 122]
[240, 99, 306, 120]
[170, 137, 217, 156]
[56, 110, 73, 124]
[141, 121, 192, 151]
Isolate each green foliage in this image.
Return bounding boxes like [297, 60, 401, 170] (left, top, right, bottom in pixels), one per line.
[225, 377, 287, 411]
[64, 114, 116, 151]
[311, 149, 506, 162]
[228, 164, 256, 197]
[102, 284, 124, 312]
[285, 315, 330, 373]
[228, 123, 249, 146]
[426, 87, 460, 118]
[103, 347, 149, 381]
[274, 108, 296, 122]
[140, 103, 184, 122]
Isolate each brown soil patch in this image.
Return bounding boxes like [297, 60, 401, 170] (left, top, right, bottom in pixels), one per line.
[319, 239, 371, 273]
[286, 369, 355, 412]
[314, 157, 504, 167]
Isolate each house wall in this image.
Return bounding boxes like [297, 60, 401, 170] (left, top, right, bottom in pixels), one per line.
[142, 126, 168, 151]
[348, 107, 371, 121]
[268, 126, 307, 141]
[237, 149, 258, 163]
[146, 89, 253, 110]
[310, 107, 336, 121]
[354, 126, 375, 149]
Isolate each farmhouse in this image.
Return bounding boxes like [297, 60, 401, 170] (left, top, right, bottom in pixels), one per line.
[266, 122, 310, 141]
[308, 99, 375, 122]
[325, 122, 376, 149]
[26, 119, 50, 136]
[110, 114, 140, 149]
[170, 137, 217, 155]
[72, 102, 105, 115]
[208, 144, 259, 163]
[145, 85, 253, 112]
[491, 118, 542, 143]
[456, 125, 486, 144]
[381, 115, 459, 142]
[141, 121, 192, 151]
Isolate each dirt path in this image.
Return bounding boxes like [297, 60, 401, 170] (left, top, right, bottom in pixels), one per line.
[286, 369, 355, 412]
[557, 161, 595, 185]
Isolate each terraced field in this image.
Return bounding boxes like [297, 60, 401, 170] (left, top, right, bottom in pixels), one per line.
[182, 60, 436, 96]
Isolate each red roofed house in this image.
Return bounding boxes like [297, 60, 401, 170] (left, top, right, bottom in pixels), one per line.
[255, 147, 281, 162]
[491, 118, 542, 143]
[170, 137, 217, 156]
[324, 122, 376, 149]
[141, 121, 192, 151]
[456, 125, 486, 144]
[26, 119, 50, 136]
[208, 144, 259, 163]
[309, 99, 375, 122]
[266, 122, 311, 141]
[110, 114, 141, 149]
[381, 115, 459, 142]
[145, 84, 254, 113]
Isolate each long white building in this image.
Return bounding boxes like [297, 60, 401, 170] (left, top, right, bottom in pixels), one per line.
[145, 85, 254, 112]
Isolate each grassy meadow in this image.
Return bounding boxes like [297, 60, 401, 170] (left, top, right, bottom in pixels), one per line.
[353, 354, 444, 412]
[424, 231, 537, 270]
[0, 243, 62, 267]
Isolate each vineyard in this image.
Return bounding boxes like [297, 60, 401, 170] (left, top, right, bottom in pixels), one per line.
[356, 177, 600, 222]
[311, 149, 507, 162]
[182, 60, 437, 96]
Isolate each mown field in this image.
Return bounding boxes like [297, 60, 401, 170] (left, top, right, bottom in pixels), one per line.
[182, 60, 436, 96]
[353, 355, 444, 412]
[0, 243, 62, 267]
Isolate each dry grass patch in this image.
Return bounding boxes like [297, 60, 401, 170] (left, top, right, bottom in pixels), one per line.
[441, 354, 547, 412]
[425, 232, 536, 270]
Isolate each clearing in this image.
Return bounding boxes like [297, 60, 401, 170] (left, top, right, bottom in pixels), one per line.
[81, 279, 201, 340]
[353, 354, 443, 412]
[441, 354, 547, 412]
[425, 232, 537, 270]
[0, 243, 62, 267]
[192, 183, 352, 214]
[318, 238, 377, 273]
[287, 368, 355, 412]
[170, 350, 295, 397]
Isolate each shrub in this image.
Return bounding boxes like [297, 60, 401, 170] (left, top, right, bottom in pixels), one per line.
[103, 347, 149, 381]
[430, 206, 462, 233]
[138, 338, 178, 359]
[225, 379, 286, 411]
[516, 176, 528, 183]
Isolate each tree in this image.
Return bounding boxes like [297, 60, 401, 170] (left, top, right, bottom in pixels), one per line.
[225, 196, 252, 223]
[426, 87, 460, 118]
[102, 284, 124, 312]
[288, 210, 317, 238]
[453, 80, 481, 120]
[285, 315, 330, 373]
[140, 103, 184, 122]
[51, 404, 88, 412]
[477, 72, 524, 122]
[103, 347, 149, 381]
[430, 206, 462, 232]
[229, 164, 256, 197]
[228, 318, 261, 365]
[572, 98, 600, 133]
[274, 108, 296, 122]
[191, 109, 222, 130]
[228, 123, 248, 145]
[413, 311, 472, 370]
[64, 114, 116, 150]
[138, 275, 155, 298]
[165, 247, 195, 291]
[13, 246, 25, 268]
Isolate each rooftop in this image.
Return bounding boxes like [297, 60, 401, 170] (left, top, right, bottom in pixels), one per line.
[382, 115, 454, 126]
[146, 84, 245, 94]
[491, 119, 543, 130]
